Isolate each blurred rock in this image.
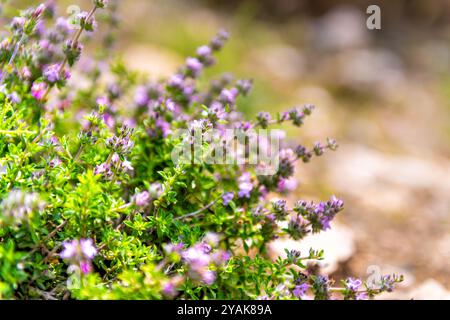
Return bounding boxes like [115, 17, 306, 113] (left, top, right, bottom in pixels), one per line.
[406, 279, 450, 300]
[336, 49, 405, 94]
[326, 144, 450, 215]
[310, 6, 369, 51]
[268, 223, 355, 274]
[252, 45, 305, 81]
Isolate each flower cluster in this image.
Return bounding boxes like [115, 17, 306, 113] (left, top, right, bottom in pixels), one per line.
[0, 190, 45, 226]
[0, 1, 402, 300]
[293, 196, 344, 232]
[60, 238, 97, 274]
[181, 241, 230, 285]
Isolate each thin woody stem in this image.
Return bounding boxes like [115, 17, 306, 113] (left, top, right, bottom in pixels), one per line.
[41, 5, 98, 101]
[25, 220, 68, 258]
[174, 198, 220, 220]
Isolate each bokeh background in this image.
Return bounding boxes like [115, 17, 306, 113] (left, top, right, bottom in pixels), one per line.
[6, 0, 450, 298]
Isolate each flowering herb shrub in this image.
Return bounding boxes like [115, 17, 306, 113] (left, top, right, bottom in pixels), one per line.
[0, 1, 402, 300]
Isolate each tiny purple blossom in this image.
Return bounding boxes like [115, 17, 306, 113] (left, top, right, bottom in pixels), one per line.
[43, 64, 60, 83]
[31, 82, 47, 100]
[94, 162, 110, 175]
[60, 238, 97, 261]
[80, 261, 92, 274]
[293, 283, 309, 298]
[162, 282, 176, 298]
[80, 239, 97, 259]
[96, 96, 110, 107]
[222, 192, 234, 206]
[196, 45, 212, 57]
[155, 118, 172, 138]
[277, 177, 298, 193]
[219, 88, 238, 105]
[238, 172, 253, 198]
[346, 277, 362, 291]
[186, 57, 203, 77]
[356, 292, 368, 300]
[134, 86, 149, 106]
[168, 74, 184, 88]
[134, 191, 150, 207]
[202, 270, 216, 285]
[32, 4, 46, 19]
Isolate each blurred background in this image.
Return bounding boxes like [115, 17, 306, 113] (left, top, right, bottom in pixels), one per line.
[7, 0, 450, 298]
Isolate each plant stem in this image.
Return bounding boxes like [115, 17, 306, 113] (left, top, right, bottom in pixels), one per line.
[41, 5, 98, 101]
[175, 198, 219, 220]
[25, 220, 68, 258]
[0, 33, 26, 82]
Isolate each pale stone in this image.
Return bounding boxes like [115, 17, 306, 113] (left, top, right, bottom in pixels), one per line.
[268, 223, 355, 274]
[406, 279, 450, 300]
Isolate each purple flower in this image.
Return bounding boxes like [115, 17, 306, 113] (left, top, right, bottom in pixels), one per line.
[8, 92, 21, 104]
[80, 239, 97, 259]
[238, 173, 253, 198]
[380, 275, 397, 292]
[96, 96, 110, 107]
[186, 57, 203, 77]
[202, 270, 216, 285]
[162, 282, 176, 298]
[256, 112, 271, 128]
[313, 142, 325, 156]
[164, 242, 185, 255]
[346, 278, 362, 291]
[32, 4, 46, 19]
[134, 86, 149, 107]
[182, 246, 211, 269]
[20, 67, 31, 79]
[235, 121, 252, 131]
[80, 261, 92, 274]
[49, 157, 61, 168]
[60, 238, 97, 261]
[219, 88, 238, 105]
[293, 283, 309, 298]
[196, 45, 212, 57]
[277, 177, 298, 193]
[43, 64, 61, 83]
[60, 239, 97, 275]
[55, 17, 71, 34]
[121, 159, 134, 172]
[356, 292, 368, 300]
[211, 250, 231, 265]
[166, 99, 176, 112]
[0, 190, 44, 224]
[94, 162, 110, 175]
[210, 29, 229, 50]
[31, 82, 47, 100]
[168, 74, 184, 88]
[155, 118, 172, 138]
[103, 112, 115, 129]
[272, 199, 287, 214]
[236, 79, 253, 95]
[222, 192, 234, 206]
[149, 182, 164, 198]
[10, 17, 26, 30]
[134, 191, 150, 207]
[208, 102, 227, 121]
[278, 148, 296, 178]
[288, 107, 305, 126]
